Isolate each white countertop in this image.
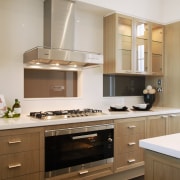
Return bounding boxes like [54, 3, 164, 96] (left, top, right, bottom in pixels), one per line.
[0, 106, 180, 130]
[139, 133, 180, 159]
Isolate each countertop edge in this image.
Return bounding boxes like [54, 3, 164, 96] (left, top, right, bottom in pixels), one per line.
[139, 133, 180, 159]
[1, 107, 180, 130]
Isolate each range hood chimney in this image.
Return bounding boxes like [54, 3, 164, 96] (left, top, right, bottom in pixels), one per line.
[23, 0, 107, 70]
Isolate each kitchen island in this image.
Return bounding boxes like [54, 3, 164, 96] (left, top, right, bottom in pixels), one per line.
[139, 133, 180, 180]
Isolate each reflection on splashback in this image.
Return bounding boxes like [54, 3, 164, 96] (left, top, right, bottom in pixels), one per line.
[24, 69, 78, 98]
[103, 75, 145, 96]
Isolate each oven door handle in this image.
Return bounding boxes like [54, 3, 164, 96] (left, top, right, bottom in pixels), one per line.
[72, 133, 97, 140]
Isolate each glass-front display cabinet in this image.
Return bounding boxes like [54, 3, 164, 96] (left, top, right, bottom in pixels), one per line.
[103, 14, 133, 74]
[103, 13, 164, 76]
[151, 23, 164, 75]
[116, 17, 132, 73]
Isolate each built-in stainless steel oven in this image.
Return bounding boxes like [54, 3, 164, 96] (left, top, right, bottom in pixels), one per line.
[45, 123, 114, 178]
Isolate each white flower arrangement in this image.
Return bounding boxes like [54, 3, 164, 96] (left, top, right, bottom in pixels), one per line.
[3, 107, 19, 118]
[143, 85, 156, 95]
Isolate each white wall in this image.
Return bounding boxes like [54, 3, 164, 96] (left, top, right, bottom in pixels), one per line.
[0, 0, 43, 111]
[0, 0, 179, 114]
[162, 0, 180, 24]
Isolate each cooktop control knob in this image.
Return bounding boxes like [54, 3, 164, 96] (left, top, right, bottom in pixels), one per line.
[107, 137, 113, 143]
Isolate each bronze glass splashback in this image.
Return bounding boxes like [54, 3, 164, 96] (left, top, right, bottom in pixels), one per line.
[103, 75, 145, 96]
[24, 69, 77, 98]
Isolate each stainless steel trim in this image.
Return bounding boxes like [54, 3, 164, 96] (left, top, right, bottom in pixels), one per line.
[128, 125, 136, 128]
[128, 142, 136, 146]
[45, 123, 114, 137]
[23, 47, 103, 69]
[72, 133, 97, 140]
[8, 163, 22, 169]
[79, 170, 89, 175]
[162, 115, 168, 118]
[170, 114, 177, 117]
[128, 159, 136, 163]
[8, 140, 22, 144]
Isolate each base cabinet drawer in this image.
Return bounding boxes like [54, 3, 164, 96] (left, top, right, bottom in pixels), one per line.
[45, 163, 113, 180]
[116, 119, 145, 136]
[0, 133, 40, 155]
[115, 150, 144, 167]
[0, 150, 40, 179]
[5, 173, 42, 180]
[116, 133, 145, 153]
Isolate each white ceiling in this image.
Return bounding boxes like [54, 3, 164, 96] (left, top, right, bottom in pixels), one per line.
[79, 0, 180, 24]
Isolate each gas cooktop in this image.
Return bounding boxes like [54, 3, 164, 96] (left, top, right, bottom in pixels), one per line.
[29, 109, 104, 120]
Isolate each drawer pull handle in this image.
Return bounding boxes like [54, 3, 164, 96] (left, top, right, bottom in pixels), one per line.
[79, 170, 89, 175]
[162, 115, 168, 118]
[8, 140, 22, 144]
[128, 159, 136, 163]
[128, 125, 136, 128]
[8, 163, 22, 169]
[128, 142, 136, 146]
[170, 114, 177, 117]
[72, 133, 97, 140]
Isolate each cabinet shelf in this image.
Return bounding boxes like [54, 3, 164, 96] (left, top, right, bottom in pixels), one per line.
[152, 53, 162, 56]
[152, 40, 163, 43]
[118, 49, 132, 52]
[118, 34, 132, 38]
[136, 37, 149, 40]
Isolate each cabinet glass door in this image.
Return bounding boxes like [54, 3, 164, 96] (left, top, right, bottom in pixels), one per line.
[116, 17, 132, 72]
[151, 24, 163, 75]
[135, 21, 149, 74]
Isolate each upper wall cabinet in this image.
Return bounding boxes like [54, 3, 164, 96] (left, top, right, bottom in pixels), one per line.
[103, 13, 164, 76]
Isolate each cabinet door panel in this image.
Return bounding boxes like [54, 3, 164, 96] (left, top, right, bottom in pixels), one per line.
[135, 21, 149, 74]
[146, 115, 166, 138]
[115, 119, 145, 136]
[167, 114, 180, 134]
[117, 133, 145, 153]
[115, 150, 144, 167]
[151, 24, 164, 75]
[0, 133, 40, 155]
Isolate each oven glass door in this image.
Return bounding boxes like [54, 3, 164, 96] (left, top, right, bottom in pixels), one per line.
[45, 129, 113, 172]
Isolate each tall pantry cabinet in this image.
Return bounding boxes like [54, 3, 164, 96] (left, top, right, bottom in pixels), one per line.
[164, 22, 180, 107]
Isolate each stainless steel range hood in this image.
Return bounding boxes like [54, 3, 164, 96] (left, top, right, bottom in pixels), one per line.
[23, 0, 111, 70]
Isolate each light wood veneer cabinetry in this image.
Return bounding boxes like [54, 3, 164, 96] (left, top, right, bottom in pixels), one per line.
[164, 22, 180, 108]
[0, 127, 44, 180]
[46, 164, 113, 180]
[146, 115, 167, 138]
[144, 149, 180, 180]
[146, 113, 180, 137]
[103, 13, 164, 76]
[167, 113, 180, 134]
[114, 117, 145, 173]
